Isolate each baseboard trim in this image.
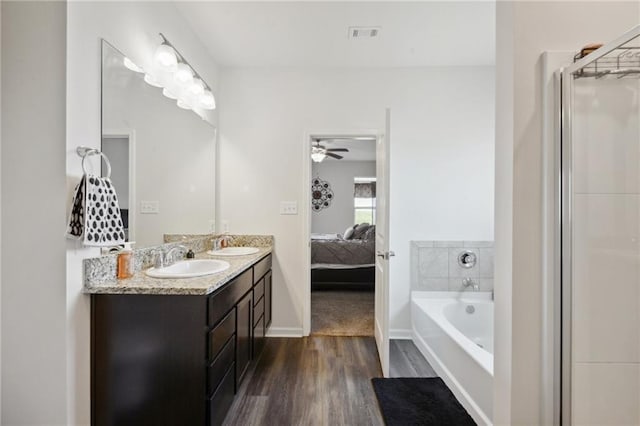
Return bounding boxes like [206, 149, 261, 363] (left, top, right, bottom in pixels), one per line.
[266, 327, 303, 337]
[390, 328, 412, 339]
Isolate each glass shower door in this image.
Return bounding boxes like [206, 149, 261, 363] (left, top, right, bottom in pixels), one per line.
[561, 26, 640, 425]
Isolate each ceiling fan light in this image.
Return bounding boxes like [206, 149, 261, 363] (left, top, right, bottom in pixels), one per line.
[311, 146, 327, 162]
[311, 152, 326, 162]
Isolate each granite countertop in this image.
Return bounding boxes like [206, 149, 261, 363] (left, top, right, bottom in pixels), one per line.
[84, 246, 272, 296]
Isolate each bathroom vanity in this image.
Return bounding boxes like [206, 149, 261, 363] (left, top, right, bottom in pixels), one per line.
[87, 247, 272, 426]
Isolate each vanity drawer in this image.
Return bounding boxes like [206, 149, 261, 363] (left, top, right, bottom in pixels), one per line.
[208, 363, 235, 426]
[253, 279, 264, 305]
[207, 336, 235, 397]
[208, 269, 252, 326]
[253, 254, 272, 283]
[253, 297, 264, 326]
[208, 309, 235, 361]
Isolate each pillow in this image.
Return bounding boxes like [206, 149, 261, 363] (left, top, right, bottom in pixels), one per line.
[343, 225, 356, 240]
[363, 225, 376, 240]
[352, 223, 371, 239]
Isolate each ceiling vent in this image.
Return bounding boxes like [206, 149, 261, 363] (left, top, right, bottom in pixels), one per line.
[349, 26, 381, 39]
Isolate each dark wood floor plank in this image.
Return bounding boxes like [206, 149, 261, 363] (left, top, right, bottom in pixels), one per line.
[224, 337, 384, 426]
[389, 339, 437, 378]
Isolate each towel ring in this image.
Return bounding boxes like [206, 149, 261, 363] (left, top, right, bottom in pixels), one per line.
[77, 146, 112, 179]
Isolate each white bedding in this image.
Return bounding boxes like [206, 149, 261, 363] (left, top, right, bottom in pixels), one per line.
[311, 233, 340, 240]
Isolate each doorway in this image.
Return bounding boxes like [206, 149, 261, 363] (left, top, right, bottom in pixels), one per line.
[102, 131, 135, 242]
[302, 122, 391, 376]
[308, 136, 377, 336]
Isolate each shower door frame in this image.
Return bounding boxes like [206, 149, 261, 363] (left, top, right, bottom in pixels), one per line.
[558, 24, 640, 426]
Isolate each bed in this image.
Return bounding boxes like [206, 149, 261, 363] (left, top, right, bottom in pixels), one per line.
[310, 225, 376, 290]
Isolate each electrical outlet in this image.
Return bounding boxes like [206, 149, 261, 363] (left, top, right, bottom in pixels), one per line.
[208, 219, 216, 233]
[280, 201, 298, 215]
[140, 200, 159, 214]
[222, 220, 230, 233]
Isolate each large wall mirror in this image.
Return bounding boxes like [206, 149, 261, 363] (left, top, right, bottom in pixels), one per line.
[101, 40, 216, 248]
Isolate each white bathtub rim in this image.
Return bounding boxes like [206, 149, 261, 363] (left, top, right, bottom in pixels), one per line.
[412, 291, 494, 376]
[412, 329, 493, 426]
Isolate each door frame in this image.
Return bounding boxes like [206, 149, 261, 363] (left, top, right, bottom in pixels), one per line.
[102, 128, 136, 242]
[301, 129, 382, 337]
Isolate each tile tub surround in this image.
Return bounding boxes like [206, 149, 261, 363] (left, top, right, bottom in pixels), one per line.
[410, 241, 493, 292]
[83, 234, 274, 292]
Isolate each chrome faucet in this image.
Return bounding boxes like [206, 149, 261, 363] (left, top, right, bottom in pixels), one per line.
[154, 245, 188, 268]
[462, 278, 479, 291]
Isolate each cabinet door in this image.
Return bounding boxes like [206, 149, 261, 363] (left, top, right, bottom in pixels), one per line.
[236, 291, 252, 388]
[265, 271, 272, 328]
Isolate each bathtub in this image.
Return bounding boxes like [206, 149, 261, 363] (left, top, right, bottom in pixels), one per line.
[411, 291, 494, 426]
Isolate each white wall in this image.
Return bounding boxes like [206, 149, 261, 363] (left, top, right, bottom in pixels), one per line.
[1, 2, 68, 424]
[494, 2, 640, 424]
[311, 160, 376, 234]
[219, 67, 495, 336]
[66, 3, 220, 423]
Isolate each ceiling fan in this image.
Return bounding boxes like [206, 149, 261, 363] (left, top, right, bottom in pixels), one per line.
[311, 138, 350, 162]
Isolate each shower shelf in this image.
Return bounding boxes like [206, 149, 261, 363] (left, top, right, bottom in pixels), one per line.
[574, 46, 640, 79]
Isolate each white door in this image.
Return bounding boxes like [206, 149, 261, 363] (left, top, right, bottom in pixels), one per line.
[375, 109, 392, 377]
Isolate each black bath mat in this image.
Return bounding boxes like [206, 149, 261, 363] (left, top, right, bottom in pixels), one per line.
[371, 377, 476, 426]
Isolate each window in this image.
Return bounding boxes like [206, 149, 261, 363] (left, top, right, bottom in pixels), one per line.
[354, 177, 376, 224]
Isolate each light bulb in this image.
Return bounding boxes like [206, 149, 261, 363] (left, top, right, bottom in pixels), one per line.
[200, 90, 216, 110]
[162, 88, 177, 99]
[143, 73, 163, 88]
[174, 63, 193, 85]
[177, 99, 191, 110]
[311, 147, 327, 162]
[123, 57, 143, 73]
[188, 79, 205, 96]
[311, 152, 326, 162]
[153, 43, 177, 71]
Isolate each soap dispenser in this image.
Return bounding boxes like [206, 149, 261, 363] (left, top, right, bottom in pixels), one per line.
[117, 242, 135, 279]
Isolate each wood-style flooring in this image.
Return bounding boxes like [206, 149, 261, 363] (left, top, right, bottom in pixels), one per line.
[224, 336, 384, 426]
[389, 339, 437, 378]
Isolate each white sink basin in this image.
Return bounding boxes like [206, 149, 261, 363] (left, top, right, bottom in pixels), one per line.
[207, 247, 260, 256]
[145, 259, 230, 279]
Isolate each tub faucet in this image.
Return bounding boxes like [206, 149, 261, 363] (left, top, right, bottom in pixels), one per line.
[462, 278, 479, 291]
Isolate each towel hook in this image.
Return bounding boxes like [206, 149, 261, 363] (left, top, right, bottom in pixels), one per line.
[76, 146, 112, 179]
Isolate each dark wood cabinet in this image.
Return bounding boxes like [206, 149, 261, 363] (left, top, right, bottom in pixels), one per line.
[265, 271, 272, 327]
[91, 254, 272, 426]
[236, 292, 252, 388]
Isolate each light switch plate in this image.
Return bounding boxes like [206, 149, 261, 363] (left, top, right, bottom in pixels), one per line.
[140, 200, 159, 214]
[280, 201, 298, 215]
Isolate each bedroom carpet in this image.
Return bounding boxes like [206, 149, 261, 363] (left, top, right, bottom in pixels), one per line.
[311, 290, 374, 336]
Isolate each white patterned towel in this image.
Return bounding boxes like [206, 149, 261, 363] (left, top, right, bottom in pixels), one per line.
[66, 174, 126, 247]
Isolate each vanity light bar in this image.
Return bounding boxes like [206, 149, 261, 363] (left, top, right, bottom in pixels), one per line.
[146, 33, 216, 112]
[157, 33, 213, 94]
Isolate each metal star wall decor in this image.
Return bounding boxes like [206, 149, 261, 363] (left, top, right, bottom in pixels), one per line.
[311, 177, 333, 212]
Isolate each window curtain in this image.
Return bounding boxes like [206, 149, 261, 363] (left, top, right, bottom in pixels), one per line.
[354, 182, 376, 198]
